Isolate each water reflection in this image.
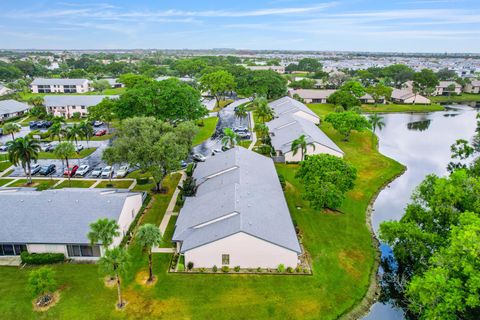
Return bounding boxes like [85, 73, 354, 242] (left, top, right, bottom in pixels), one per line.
[364, 105, 478, 319]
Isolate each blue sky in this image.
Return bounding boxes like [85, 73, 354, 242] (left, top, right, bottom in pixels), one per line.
[1, 0, 480, 52]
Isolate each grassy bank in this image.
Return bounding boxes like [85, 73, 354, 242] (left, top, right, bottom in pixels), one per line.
[38, 148, 96, 159]
[361, 103, 444, 113]
[192, 116, 218, 146]
[430, 93, 480, 102]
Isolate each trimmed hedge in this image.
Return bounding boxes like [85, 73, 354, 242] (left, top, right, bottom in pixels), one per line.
[20, 252, 65, 265]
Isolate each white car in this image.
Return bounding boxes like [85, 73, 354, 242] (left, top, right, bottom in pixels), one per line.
[211, 148, 222, 156]
[101, 166, 113, 178]
[0, 145, 8, 152]
[75, 165, 90, 177]
[91, 167, 103, 178]
[31, 163, 41, 175]
[116, 165, 129, 178]
[192, 154, 206, 162]
[75, 144, 84, 152]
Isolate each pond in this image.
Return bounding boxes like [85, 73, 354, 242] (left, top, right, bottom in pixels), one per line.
[363, 105, 479, 319]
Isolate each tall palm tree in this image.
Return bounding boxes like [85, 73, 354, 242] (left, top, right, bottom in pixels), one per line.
[6, 136, 41, 184]
[291, 134, 315, 161]
[79, 121, 94, 146]
[221, 128, 238, 149]
[98, 248, 129, 309]
[234, 104, 248, 121]
[88, 218, 120, 251]
[54, 142, 75, 183]
[3, 122, 21, 140]
[255, 101, 275, 123]
[136, 224, 162, 283]
[49, 122, 66, 142]
[254, 123, 270, 144]
[368, 114, 385, 137]
[67, 124, 84, 146]
[28, 96, 44, 107]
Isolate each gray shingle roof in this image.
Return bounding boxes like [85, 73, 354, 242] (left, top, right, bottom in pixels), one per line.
[0, 99, 30, 115]
[269, 96, 319, 120]
[31, 78, 88, 86]
[0, 188, 142, 244]
[267, 114, 343, 154]
[44, 95, 118, 107]
[173, 147, 301, 253]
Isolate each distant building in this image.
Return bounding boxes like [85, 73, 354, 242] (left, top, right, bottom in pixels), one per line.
[463, 80, 480, 94]
[288, 89, 336, 104]
[0, 188, 144, 260]
[31, 78, 90, 94]
[391, 89, 431, 104]
[0, 100, 30, 121]
[246, 65, 285, 74]
[433, 81, 462, 96]
[0, 85, 13, 96]
[103, 78, 124, 88]
[44, 95, 118, 118]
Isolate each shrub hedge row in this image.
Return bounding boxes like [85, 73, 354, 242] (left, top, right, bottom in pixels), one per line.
[20, 252, 65, 265]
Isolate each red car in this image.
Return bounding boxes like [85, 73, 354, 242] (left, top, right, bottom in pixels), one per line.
[63, 165, 79, 177]
[95, 129, 107, 136]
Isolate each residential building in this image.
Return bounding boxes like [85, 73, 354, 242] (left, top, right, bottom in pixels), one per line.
[269, 96, 320, 124]
[0, 188, 144, 260]
[0, 84, 13, 96]
[31, 78, 90, 94]
[463, 80, 480, 94]
[391, 89, 431, 104]
[44, 95, 118, 118]
[103, 78, 124, 88]
[172, 147, 301, 269]
[0, 100, 30, 121]
[433, 81, 462, 96]
[246, 65, 285, 74]
[288, 89, 336, 104]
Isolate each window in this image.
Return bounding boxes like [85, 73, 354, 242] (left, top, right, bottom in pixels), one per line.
[222, 254, 230, 265]
[0, 243, 26, 256]
[67, 245, 101, 257]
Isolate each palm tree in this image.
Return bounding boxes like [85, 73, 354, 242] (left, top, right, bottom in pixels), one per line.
[54, 142, 75, 182]
[67, 124, 84, 146]
[88, 218, 120, 251]
[291, 134, 315, 161]
[136, 224, 162, 283]
[7, 136, 41, 184]
[368, 114, 385, 135]
[3, 122, 21, 140]
[255, 101, 275, 123]
[49, 122, 66, 142]
[79, 121, 94, 146]
[28, 96, 44, 107]
[221, 128, 238, 148]
[254, 123, 270, 144]
[98, 248, 129, 309]
[234, 104, 248, 121]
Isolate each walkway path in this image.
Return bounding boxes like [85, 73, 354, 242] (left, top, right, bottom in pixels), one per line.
[248, 111, 257, 150]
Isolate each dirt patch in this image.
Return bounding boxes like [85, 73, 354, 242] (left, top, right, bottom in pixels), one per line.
[32, 291, 60, 312]
[338, 249, 366, 281]
[115, 300, 128, 311]
[21, 182, 39, 188]
[123, 290, 188, 319]
[104, 276, 117, 288]
[135, 270, 158, 287]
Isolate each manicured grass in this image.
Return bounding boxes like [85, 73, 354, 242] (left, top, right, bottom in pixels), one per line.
[161, 215, 177, 247]
[95, 180, 134, 189]
[238, 140, 252, 148]
[90, 133, 114, 141]
[307, 103, 336, 117]
[361, 103, 444, 113]
[0, 161, 12, 172]
[38, 148, 96, 159]
[192, 117, 219, 146]
[212, 99, 233, 112]
[54, 179, 96, 189]
[0, 178, 14, 186]
[9, 178, 59, 190]
[430, 93, 480, 102]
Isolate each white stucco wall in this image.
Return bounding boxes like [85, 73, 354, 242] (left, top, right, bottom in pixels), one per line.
[183, 232, 299, 268]
[27, 244, 68, 255]
[464, 84, 480, 94]
[284, 142, 343, 162]
[112, 193, 143, 247]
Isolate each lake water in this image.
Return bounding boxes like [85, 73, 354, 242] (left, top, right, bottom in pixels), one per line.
[363, 105, 479, 319]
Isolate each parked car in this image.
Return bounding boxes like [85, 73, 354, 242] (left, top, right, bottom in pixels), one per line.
[39, 164, 56, 176]
[101, 166, 114, 178]
[31, 163, 41, 175]
[237, 132, 251, 139]
[180, 160, 188, 169]
[0, 145, 7, 152]
[94, 129, 107, 136]
[91, 167, 103, 178]
[29, 121, 37, 128]
[192, 153, 206, 162]
[92, 121, 104, 127]
[42, 143, 54, 152]
[211, 148, 222, 156]
[116, 165, 129, 178]
[64, 165, 79, 177]
[234, 127, 249, 133]
[75, 165, 90, 177]
[75, 144, 84, 152]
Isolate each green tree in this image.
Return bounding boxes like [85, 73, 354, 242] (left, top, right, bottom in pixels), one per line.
[255, 98, 275, 123]
[340, 80, 365, 98]
[325, 111, 371, 141]
[136, 224, 162, 283]
[2, 122, 21, 140]
[327, 90, 360, 111]
[221, 128, 238, 148]
[382, 64, 415, 88]
[7, 136, 40, 184]
[288, 78, 316, 89]
[413, 69, 439, 96]
[368, 114, 385, 141]
[365, 84, 393, 106]
[295, 154, 357, 209]
[79, 121, 94, 146]
[92, 79, 111, 92]
[291, 134, 315, 161]
[254, 123, 270, 144]
[117, 73, 152, 88]
[234, 104, 248, 121]
[49, 122, 66, 142]
[297, 58, 323, 72]
[446, 83, 457, 96]
[88, 98, 116, 130]
[28, 95, 44, 107]
[436, 68, 457, 81]
[249, 70, 287, 99]
[98, 248, 129, 309]
[28, 267, 57, 303]
[53, 142, 75, 181]
[66, 123, 84, 146]
[88, 218, 120, 250]
[199, 70, 236, 108]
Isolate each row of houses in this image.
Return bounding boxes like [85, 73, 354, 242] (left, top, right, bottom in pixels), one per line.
[288, 89, 382, 104]
[30, 78, 123, 94]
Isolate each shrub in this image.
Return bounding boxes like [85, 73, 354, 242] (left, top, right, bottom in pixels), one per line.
[178, 176, 197, 197]
[287, 267, 294, 273]
[28, 267, 57, 298]
[277, 264, 285, 273]
[256, 267, 262, 273]
[278, 174, 286, 190]
[221, 266, 230, 273]
[187, 261, 194, 271]
[21, 252, 65, 265]
[212, 265, 218, 273]
[234, 266, 240, 272]
[295, 266, 302, 273]
[199, 268, 206, 273]
[177, 263, 185, 272]
[185, 163, 194, 177]
[72, 112, 81, 120]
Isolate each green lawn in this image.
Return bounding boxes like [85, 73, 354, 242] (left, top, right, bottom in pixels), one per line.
[0, 161, 12, 172]
[90, 133, 114, 141]
[95, 180, 134, 189]
[212, 99, 233, 112]
[192, 117, 218, 146]
[54, 179, 96, 189]
[0, 178, 14, 186]
[361, 103, 444, 113]
[8, 179, 60, 190]
[38, 148, 96, 159]
[430, 93, 480, 102]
